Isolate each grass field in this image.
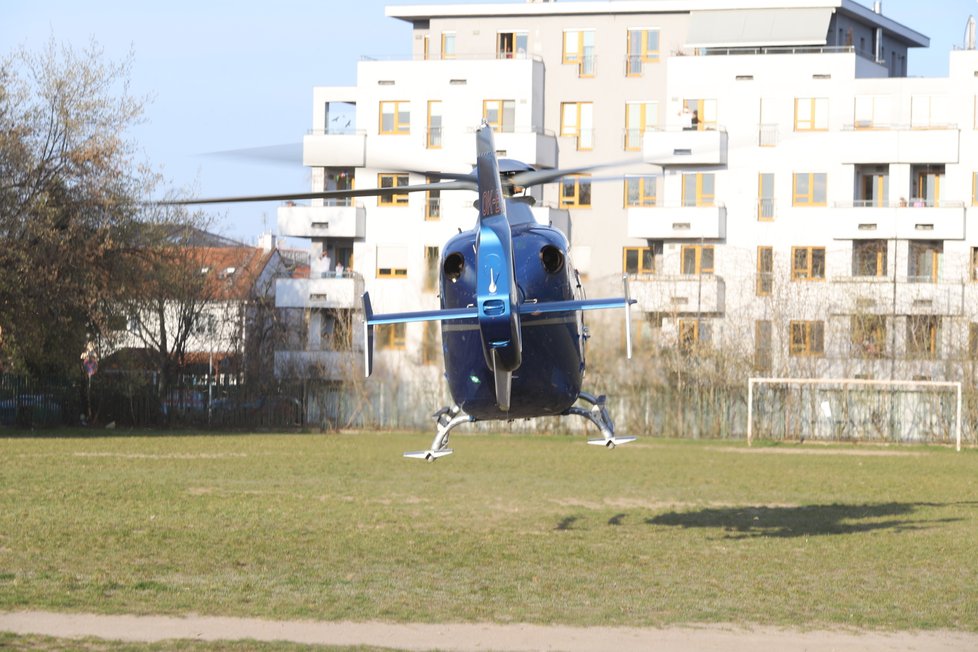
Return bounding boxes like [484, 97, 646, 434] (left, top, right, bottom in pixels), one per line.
[1, 431, 977, 632]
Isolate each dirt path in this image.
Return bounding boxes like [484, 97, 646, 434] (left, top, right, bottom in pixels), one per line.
[2, 611, 977, 651]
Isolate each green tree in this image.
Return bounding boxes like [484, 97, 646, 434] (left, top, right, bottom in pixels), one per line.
[0, 39, 146, 375]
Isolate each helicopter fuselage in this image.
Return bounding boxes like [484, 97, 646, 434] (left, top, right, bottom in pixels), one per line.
[440, 198, 584, 419]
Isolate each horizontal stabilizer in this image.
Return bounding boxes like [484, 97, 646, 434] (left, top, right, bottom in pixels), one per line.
[518, 297, 635, 316]
[366, 306, 479, 326]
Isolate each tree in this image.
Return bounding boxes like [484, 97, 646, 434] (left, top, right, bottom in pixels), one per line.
[0, 38, 146, 375]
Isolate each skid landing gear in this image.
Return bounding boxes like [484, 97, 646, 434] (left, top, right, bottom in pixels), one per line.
[403, 405, 474, 461]
[564, 391, 637, 449]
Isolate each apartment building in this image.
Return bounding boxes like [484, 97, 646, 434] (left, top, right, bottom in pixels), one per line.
[275, 0, 978, 404]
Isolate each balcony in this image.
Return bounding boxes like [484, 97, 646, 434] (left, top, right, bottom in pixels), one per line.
[277, 203, 366, 239]
[642, 128, 728, 166]
[303, 130, 366, 167]
[627, 204, 726, 240]
[274, 350, 360, 381]
[829, 201, 966, 241]
[276, 275, 359, 310]
[829, 277, 965, 316]
[629, 274, 726, 315]
[839, 127, 959, 165]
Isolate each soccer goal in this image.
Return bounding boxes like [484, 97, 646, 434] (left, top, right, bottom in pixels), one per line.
[747, 377, 962, 451]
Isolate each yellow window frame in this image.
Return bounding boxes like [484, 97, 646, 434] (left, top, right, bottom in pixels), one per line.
[559, 175, 591, 208]
[794, 97, 828, 131]
[681, 173, 715, 207]
[379, 101, 410, 135]
[626, 29, 659, 76]
[426, 100, 442, 149]
[483, 99, 514, 133]
[789, 321, 824, 357]
[792, 173, 827, 206]
[624, 102, 656, 150]
[791, 246, 826, 281]
[377, 173, 409, 207]
[681, 245, 714, 275]
[376, 323, 407, 349]
[756, 246, 773, 296]
[624, 176, 657, 207]
[560, 102, 593, 151]
[623, 247, 654, 275]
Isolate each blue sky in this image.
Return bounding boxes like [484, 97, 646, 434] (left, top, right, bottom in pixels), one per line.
[3, 0, 976, 243]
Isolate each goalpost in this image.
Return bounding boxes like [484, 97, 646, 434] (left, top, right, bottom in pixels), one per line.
[747, 377, 963, 452]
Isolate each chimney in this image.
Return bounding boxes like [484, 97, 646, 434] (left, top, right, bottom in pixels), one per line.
[258, 233, 277, 252]
[874, 1, 882, 13]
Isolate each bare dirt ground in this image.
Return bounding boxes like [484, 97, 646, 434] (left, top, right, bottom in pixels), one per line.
[2, 611, 977, 651]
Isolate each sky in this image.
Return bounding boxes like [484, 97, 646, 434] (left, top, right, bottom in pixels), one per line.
[3, 0, 978, 244]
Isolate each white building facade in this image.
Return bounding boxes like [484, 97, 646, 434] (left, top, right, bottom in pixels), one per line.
[275, 0, 978, 421]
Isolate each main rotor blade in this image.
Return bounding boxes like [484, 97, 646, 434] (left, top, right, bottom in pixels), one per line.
[508, 157, 645, 188]
[158, 179, 478, 206]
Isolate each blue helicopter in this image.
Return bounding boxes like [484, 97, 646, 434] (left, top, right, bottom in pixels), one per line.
[168, 123, 637, 459]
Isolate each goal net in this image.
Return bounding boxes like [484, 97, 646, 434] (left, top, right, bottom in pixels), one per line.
[747, 377, 962, 451]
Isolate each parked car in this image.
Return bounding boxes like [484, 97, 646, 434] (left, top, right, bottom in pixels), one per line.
[0, 394, 64, 427]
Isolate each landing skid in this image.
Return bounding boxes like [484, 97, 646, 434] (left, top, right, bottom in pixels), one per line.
[564, 391, 637, 449]
[405, 392, 635, 459]
[403, 405, 474, 461]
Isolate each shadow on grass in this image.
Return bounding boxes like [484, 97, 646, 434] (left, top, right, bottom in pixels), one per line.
[645, 502, 966, 539]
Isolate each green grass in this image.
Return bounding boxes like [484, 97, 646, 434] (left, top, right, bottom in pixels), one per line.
[0, 632, 389, 651]
[1, 431, 977, 631]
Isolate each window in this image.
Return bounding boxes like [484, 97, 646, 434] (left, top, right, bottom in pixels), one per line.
[377, 173, 409, 207]
[679, 319, 711, 351]
[907, 316, 940, 359]
[441, 32, 456, 59]
[758, 173, 775, 220]
[624, 175, 657, 207]
[757, 246, 773, 296]
[321, 310, 353, 350]
[681, 245, 714, 275]
[852, 240, 887, 277]
[850, 316, 886, 359]
[855, 165, 888, 207]
[560, 102, 594, 150]
[626, 29, 659, 76]
[563, 29, 596, 76]
[623, 247, 655, 275]
[424, 246, 440, 291]
[754, 320, 772, 372]
[911, 95, 950, 129]
[376, 245, 408, 278]
[681, 173, 715, 207]
[497, 31, 527, 59]
[483, 99, 515, 133]
[377, 323, 407, 350]
[911, 164, 943, 206]
[379, 101, 410, 135]
[792, 173, 827, 206]
[560, 176, 591, 208]
[425, 177, 440, 221]
[624, 101, 657, 150]
[789, 321, 824, 357]
[426, 101, 442, 149]
[972, 247, 978, 281]
[969, 323, 978, 358]
[794, 97, 828, 131]
[422, 34, 430, 60]
[422, 321, 440, 364]
[791, 246, 826, 280]
[854, 95, 891, 129]
[682, 99, 717, 131]
[908, 240, 942, 283]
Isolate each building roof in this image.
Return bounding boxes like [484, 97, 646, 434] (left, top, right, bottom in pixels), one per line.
[194, 247, 281, 301]
[387, 0, 928, 48]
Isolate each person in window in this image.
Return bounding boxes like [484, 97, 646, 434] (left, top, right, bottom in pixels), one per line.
[691, 110, 699, 130]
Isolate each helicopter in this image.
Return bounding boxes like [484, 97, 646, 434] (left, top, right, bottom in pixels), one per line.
[169, 123, 638, 459]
